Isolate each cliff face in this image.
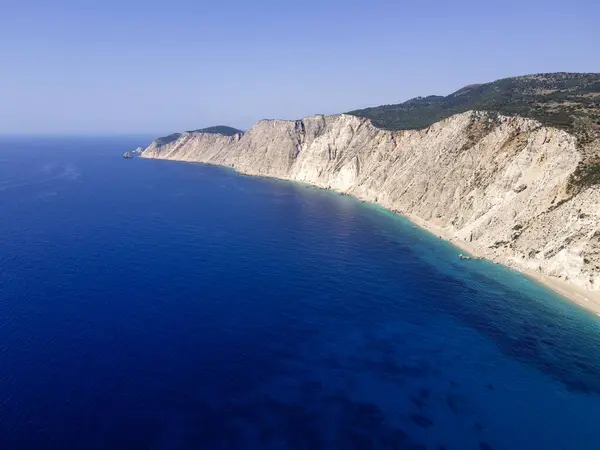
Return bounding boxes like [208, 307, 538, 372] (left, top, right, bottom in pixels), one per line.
[141, 111, 600, 296]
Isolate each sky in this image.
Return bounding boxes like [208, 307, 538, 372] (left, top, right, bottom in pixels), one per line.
[1, 0, 599, 135]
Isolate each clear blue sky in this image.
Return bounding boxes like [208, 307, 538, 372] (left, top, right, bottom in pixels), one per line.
[2, 0, 598, 135]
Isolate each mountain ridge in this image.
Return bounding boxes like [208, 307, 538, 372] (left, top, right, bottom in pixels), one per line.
[349, 72, 600, 134]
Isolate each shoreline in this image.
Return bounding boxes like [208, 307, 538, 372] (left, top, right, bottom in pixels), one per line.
[403, 212, 600, 318]
[141, 155, 600, 318]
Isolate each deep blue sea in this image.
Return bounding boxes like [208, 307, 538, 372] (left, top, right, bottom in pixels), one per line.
[1, 136, 600, 450]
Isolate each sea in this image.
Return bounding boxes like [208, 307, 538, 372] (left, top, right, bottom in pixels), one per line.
[1, 136, 600, 450]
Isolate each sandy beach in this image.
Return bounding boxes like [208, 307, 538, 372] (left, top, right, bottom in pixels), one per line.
[404, 212, 600, 318]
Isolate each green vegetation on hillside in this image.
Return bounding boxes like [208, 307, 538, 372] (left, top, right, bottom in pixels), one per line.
[156, 126, 243, 146]
[155, 133, 183, 146]
[349, 72, 600, 133]
[185, 126, 242, 136]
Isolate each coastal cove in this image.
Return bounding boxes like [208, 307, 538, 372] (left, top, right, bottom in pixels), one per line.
[155, 156, 600, 318]
[140, 110, 600, 317]
[2, 136, 600, 449]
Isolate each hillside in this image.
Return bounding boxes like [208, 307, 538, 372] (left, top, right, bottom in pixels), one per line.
[155, 125, 242, 146]
[185, 126, 242, 136]
[349, 72, 600, 134]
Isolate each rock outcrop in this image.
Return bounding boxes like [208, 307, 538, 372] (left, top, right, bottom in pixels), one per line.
[141, 111, 600, 300]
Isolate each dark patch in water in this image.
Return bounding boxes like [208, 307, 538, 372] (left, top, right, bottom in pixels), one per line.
[410, 414, 434, 427]
[445, 393, 464, 415]
[378, 428, 410, 449]
[103, 416, 163, 450]
[410, 395, 426, 409]
[336, 430, 375, 450]
[301, 380, 323, 396]
[344, 401, 385, 430]
[426, 270, 600, 394]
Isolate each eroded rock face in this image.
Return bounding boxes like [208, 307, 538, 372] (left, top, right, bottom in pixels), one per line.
[142, 111, 600, 294]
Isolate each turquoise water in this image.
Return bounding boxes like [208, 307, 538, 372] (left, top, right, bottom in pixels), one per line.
[1, 136, 600, 449]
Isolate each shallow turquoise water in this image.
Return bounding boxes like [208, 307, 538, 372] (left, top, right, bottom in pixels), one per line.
[1, 136, 600, 449]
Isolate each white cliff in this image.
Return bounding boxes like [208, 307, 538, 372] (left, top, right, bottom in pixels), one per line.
[141, 111, 600, 311]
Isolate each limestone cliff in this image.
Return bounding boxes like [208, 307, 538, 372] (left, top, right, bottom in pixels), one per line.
[141, 111, 600, 301]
